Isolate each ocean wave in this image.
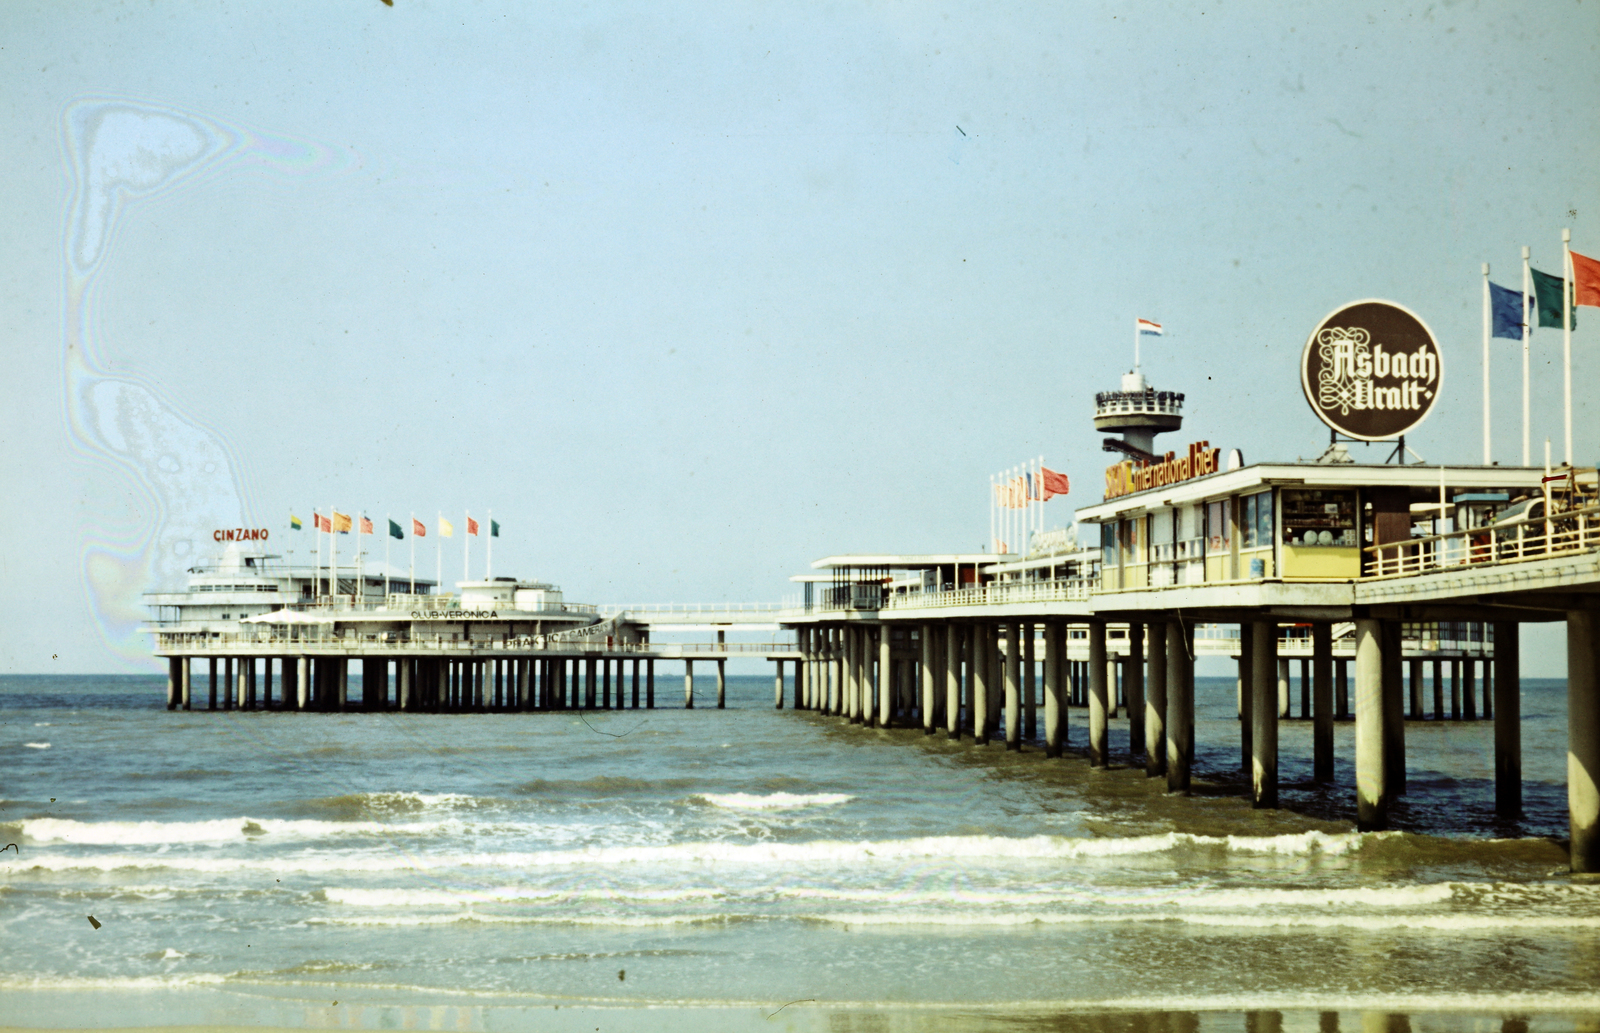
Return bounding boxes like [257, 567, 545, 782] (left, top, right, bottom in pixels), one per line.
[16, 816, 477, 846]
[324, 886, 726, 907]
[308, 908, 1600, 931]
[23, 742, 50, 749]
[10, 830, 1374, 870]
[694, 792, 854, 811]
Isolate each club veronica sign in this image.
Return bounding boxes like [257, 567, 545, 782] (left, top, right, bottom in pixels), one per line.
[1300, 300, 1442, 441]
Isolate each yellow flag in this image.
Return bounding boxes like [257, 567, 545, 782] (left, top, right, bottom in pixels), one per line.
[438, 516, 454, 538]
[332, 511, 352, 533]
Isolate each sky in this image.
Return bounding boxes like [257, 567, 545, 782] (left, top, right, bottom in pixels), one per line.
[0, 1, 1594, 675]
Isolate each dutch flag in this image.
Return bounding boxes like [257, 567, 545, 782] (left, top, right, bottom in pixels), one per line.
[1137, 318, 1163, 336]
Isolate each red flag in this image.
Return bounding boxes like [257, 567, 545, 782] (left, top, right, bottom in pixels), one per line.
[467, 516, 480, 536]
[412, 518, 426, 538]
[314, 512, 331, 533]
[1572, 249, 1600, 308]
[360, 516, 373, 535]
[1040, 467, 1070, 500]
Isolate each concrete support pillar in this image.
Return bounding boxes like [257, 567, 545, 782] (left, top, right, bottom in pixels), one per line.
[1088, 622, 1108, 767]
[181, 657, 192, 711]
[1566, 611, 1600, 872]
[1452, 660, 1465, 721]
[338, 659, 348, 710]
[1483, 651, 1494, 719]
[1276, 655, 1289, 719]
[647, 659, 655, 709]
[717, 658, 727, 710]
[1336, 658, 1349, 720]
[831, 628, 844, 716]
[843, 628, 858, 722]
[1004, 622, 1021, 750]
[1383, 621, 1406, 795]
[1126, 623, 1145, 763]
[296, 656, 309, 710]
[224, 657, 234, 711]
[921, 624, 936, 734]
[1494, 621, 1521, 818]
[1313, 622, 1334, 784]
[1251, 621, 1279, 809]
[774, 659, 784, 709]
[1022, 622, 1037, 741]
[1354, 618, 1390, 831]
[1145, 619, 1166, 777]
[585, 657, 596, 709]
[1167, 620, 1194, 794]
[1044, 622, 1063, 758]
[1435, 658, 1449, 719]
[167, 657, 181, 710]
[791, 648, 802, 711]
[263, 657, 273, 709]
[946, 623, 963, 739]
[1237, 623, 1254, 771]
[400, 658, 413, 710]
[474, 660, 485, 711]
[601, 659, 610, 710]
[962, 626, 977, 737]
[878, 626, 892, 728]
[1463, 659, 1477, 721]
[973, 624, 992, 745]
[684, 659, 694, 709]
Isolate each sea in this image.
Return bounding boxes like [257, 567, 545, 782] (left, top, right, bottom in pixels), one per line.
[2, 672, 1597, 1032]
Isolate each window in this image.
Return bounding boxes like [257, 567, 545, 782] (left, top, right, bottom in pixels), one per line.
[1243, 491, 1273, 549]
[1206, 500, 1230, 553]
[1280, 489, 1357, 547]
[1101, 523, 1117, 568]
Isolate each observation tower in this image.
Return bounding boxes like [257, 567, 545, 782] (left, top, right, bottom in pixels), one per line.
[1093, 369, 1184, 462]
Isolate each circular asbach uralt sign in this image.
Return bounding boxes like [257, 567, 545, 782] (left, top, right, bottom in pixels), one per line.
[1300, 299, 1442, 441]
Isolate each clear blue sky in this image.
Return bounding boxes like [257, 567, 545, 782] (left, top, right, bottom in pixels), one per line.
[1, 1, 1594, 674]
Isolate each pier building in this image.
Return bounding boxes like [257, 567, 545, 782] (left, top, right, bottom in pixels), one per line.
[143, 545, 801, 715]
[777, 339, 1600, 871]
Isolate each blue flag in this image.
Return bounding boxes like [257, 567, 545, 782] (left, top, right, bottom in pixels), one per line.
[1489, 281, 1526, 339]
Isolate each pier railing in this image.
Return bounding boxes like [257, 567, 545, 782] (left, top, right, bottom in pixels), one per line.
[879, 577, 1097, 612]
[596, 603, 785, 617]
[154, 630, 798, 655]
[1363, 502, 1600, 579]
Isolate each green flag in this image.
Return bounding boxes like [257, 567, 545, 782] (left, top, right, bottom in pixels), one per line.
[388, 519, 404, 540]
[490, 520, 500, 537]
[1530, 267, 1576, 329]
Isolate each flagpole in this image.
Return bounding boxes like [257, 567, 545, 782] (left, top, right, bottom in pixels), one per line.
[464, 509, 470, 583]
[409, 512, 416, 595]
[1522, 246, 1532, 466]
[1562, 227, 1573, 466]
[357, 515, 365, 605]
[989, 473, 995, 554]
[384, 513, 391, 601]
[331, 504, 338, 600]
[1134, 317, 1140, 372]
[487, 508, 493, 580]
[1482, 263, 1492, 465]
[436, 511, 442, 596]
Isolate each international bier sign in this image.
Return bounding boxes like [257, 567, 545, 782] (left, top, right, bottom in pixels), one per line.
[1300, 299, 1442, 441]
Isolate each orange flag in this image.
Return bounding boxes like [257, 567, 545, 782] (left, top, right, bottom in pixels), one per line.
[1572, 249, 1600, 308]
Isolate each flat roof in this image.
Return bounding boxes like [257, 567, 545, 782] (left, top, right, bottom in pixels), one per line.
[808, 554, 1000, 571]
[1073, 462, 1552, 523]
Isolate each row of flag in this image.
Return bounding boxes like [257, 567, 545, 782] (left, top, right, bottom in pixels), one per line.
[1487, 247, 1600, 337]
[287, 512, 501, 539]
[992, 467, 1070, 508]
